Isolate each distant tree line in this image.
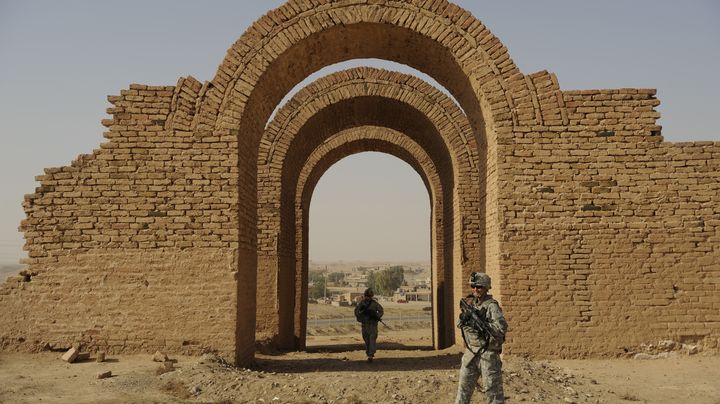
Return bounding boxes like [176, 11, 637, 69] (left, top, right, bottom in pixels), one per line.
[367, 266, 404, 296]
[308, 266, 405, 299]
[308, 271, 348, 299]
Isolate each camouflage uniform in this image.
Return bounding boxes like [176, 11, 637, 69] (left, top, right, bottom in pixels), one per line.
[455, 274, 508, 404]
[354, 295, 384, 360]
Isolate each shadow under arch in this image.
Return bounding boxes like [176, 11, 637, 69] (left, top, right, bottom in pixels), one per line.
[254, 350, 461, 374]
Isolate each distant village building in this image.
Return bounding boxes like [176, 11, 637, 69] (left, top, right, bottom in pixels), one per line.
[330, 292, 359, 306]
[345, 270, 368, 288]
[393, 286, 431, 302]
[339, 291, 365, 305]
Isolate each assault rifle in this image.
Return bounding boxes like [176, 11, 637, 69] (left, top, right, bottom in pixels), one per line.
[459, 298, 494, 363]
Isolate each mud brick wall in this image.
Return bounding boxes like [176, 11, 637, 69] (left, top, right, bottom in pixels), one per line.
[0, 81, 242, 358]
[500, 89, 720, 356]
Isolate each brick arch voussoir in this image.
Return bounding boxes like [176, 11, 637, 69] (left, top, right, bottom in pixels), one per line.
[259, 67, 477, 182]
[297, 126, 442, 213]
[209, 0, 521, 140]
[257, 68, 481, 254]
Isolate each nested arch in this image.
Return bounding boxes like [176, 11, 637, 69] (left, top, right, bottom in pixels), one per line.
[257, 67, 482, 350]
[208, 1, 518, 364]
[294, 126, 445, 349]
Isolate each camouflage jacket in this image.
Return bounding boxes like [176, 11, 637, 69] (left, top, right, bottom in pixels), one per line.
[458, 294, 508, 352]
[355, 299, 384, 324]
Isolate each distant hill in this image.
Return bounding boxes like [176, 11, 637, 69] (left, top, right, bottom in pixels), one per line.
[0, 263, 24, 282]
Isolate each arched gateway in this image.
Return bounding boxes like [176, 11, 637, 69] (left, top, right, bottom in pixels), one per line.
[1, 1, 718, 366]
[256, 67, 482, 350]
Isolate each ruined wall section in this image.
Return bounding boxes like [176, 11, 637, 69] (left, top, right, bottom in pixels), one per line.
[479, 70, 569, 297]
[500, 88, 720, 357]
[0, 80, 240, 357]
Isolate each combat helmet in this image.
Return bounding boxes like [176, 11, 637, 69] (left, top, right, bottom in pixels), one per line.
[469, 272, 491, 289]
[364, 288, 374, 297]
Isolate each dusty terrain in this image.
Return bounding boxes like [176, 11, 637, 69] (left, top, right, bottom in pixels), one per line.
[1, 326, 718, 404]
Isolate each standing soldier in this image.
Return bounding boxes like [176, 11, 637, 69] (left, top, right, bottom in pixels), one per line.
[455, 272, 508, 404]
[354, 288, 384, 362]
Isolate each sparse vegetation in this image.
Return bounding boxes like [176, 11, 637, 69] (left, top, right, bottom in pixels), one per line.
[309, 271, 327, 299]
[367, 266, 404, 296]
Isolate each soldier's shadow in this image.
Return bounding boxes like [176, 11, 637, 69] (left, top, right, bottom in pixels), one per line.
[306, 341, 428, 352]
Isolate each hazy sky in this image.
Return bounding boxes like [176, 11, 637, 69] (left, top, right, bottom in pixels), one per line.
[1, 1, 718, 264]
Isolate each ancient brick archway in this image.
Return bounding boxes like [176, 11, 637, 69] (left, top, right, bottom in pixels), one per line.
[257, 67, 482, 350]
[3, 0, 718, 366]
[207, 3, 526, 363]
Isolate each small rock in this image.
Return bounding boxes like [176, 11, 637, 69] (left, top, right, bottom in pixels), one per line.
[633, 353, 656, 360]
[97, 370, 112, 379]
[152, 351, 169, 362]
[658, 340, 676, 351]
[76, 352, 90, 362]
[61, 348, 79, 363]
[563, 398, 576, 403]
[163, 361, 175, 371]
[190, 385, 201, 395]
[96, 351, 106, 362]
[683, 344, 699, 355]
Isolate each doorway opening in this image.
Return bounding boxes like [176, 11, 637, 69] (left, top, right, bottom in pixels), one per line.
[305, 152, 433, 352]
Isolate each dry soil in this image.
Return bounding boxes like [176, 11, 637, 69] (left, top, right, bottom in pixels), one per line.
[1, 329, 718, 404]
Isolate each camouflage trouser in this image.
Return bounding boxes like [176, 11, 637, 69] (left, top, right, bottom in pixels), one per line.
[361, 321, 378, 357]
[454, 348, 504, 404]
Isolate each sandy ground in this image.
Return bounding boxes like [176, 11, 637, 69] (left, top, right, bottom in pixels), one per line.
[1, 329, 718, 404]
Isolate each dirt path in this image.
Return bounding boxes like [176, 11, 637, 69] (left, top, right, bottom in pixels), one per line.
[1, 333, 718, 404]
[553, 356, 720, 404]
